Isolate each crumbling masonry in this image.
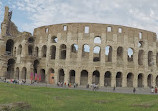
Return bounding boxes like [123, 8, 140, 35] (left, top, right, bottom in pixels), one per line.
[1, 6, 158, 87]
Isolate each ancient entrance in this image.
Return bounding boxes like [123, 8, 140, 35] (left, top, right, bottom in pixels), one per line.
[15, 67, 19, 80]
[40, 69, 45, 82]
[104, 71, 111, 87]
[147, 74, 153, 87]
[80, 70, 88, 85]
[116, 72, 122, 87]
[6, 59, 15, 79]
[22, 67, 27, 80]
[69, 70, 75, 83]
[92, 70, 100, 85]
[58, 69, 64, 82]
[127, 73, 133, 87]
[6, 39, 14, 56]
[49, 68, 55, 84]
[138, 73, 143, 87]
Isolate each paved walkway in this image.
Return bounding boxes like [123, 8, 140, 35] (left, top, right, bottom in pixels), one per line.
[1, 81, 156, 95]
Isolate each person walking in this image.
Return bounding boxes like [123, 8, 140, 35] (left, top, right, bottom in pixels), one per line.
[151, 87, 154, 93]
[133, 87, 136, 94]
[155, 87, 157, 94]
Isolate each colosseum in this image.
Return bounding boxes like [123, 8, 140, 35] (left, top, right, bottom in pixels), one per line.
[0, 6, 158, 88]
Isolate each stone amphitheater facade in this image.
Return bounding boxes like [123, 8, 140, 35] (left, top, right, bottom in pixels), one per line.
[1, 6, 158, 88]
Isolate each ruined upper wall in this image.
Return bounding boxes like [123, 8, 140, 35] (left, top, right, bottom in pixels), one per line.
[1, 6, 20, 37]
[33, 23, 157, 44]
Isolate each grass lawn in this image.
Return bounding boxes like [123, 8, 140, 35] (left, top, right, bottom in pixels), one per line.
[0, 83, 158, 111]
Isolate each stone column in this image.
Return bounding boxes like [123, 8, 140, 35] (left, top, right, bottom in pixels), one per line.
[54, 68, 58, 84]
[75, 69, 81, 85]
[133, 73, 137, 87]
[88, 70, 93, 85]
[99, 70, 104, 87]
[111, 71, 116, 87]
[122, 72, 127, 87]
[64, 69, 69, 84]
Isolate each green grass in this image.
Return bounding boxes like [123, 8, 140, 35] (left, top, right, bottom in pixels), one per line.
[0, 83, 158, 111]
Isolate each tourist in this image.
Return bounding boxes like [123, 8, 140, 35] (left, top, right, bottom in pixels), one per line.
[113, 86, 115, 92]
[155, 87, 157, 93]
[73, 83, 76, 88]
[64, 82, 66, 87]
[133, 87, 136, 94]
[151, 87, 154, 93]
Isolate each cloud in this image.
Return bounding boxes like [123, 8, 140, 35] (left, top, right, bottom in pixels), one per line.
[1, 0, 158, 34]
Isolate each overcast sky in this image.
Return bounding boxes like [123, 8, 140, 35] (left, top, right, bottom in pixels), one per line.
[0, 0, 158, 34]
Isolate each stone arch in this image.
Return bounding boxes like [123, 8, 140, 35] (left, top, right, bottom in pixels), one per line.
[42, 45, 47, 57]
[116, 72, 122, 87]
[127, 48, 134, 62]
[6, 58, 15, 79]
[33, 60, 39, 74]
[156, 76, 158, 87]
[127, 73, 134, 87]
[92, 70, 100, 85]
[69, 70, 75, 83]
[15, 67, 20, 80]
[40, 69, 45, 82]
[80, 70, 88, 85]
[60, 44, 66, 59]
[51, 36, 58, 43]
[35, 47, 39, 57]
[18, 45, 22, 55]
[147, 74, 153, 87]
[50, 45, 56, 59]
[28, 45, 33, 55]
[104, 71, 111, 87]
[70, 44, 78, 59]
[138, 50, 144, 65]
[94, 36, 101, 44]
[6, 39, 14, 55]
[138, 73, 143, 87]
[93, 46, 101, 62]
[58, 69, 65, 82]
[48, 68, 55, 84]
[105, 46, 112, 62]
[82, 44, 90, 59]
[148, 51, 153, 66]
[28, 37, 34, 43]
[22, 67, 27, 80]
[117, 47, 123, 61]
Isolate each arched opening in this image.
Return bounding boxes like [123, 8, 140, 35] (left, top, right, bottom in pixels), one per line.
[127, 48, 134, 62]
[105, 46, 112, 62]
[40, 69, 45, 82]
[92, 70, 100, 85]
[148, 51, 153, 66]
[6, 59, 15, 79]
[156, 76, 158, 87]
[138, 73, 143, 87]
[69, 70, 75, 83]
[138, 41, 144, 48]
[28, 37, 34, 43]
[51, 36, 58, 43]
[22, 67, 27, 80]
[35, 47, 39, 57]
[70, 44, 78, 59]
[93, 46, 101, 62]
[49, 68, 55, 84]
[6, 39, 14, 56]
[33, 60, 39, 74]
[127, 73, 133, 87]
[42, 45, 47, 57]
[156, 53, 158, 67]
[80, 70, 88, 85]
[50, 45, 56, 59]
[116, 72, 122, 87]
[58, 69, 65, 82]
[28, 45, 33, 55]
[147, 74, 153, 87]
[60, 44, 66, 59]
[18, 45, 22, 55]
[117, 47, 123, 61]
[15, 67, 19, 80]
[104, 71, 111, 87]
[138, 50, 144, 65]
[94, 36, 101, 44]
[82, 44, 90, 59]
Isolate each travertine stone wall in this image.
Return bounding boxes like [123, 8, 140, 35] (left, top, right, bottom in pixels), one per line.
[1, 6, 158, 88]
